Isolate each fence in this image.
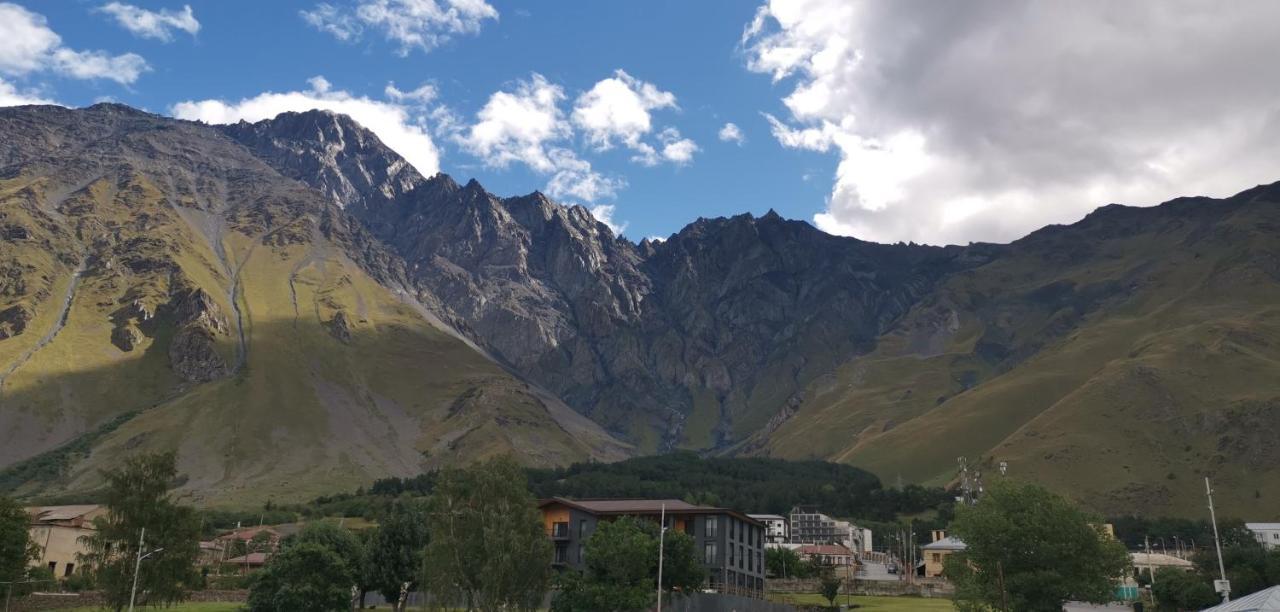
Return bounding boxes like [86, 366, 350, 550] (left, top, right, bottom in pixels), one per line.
[768, 577, 954, 598]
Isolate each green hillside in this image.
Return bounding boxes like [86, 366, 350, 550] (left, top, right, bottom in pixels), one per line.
[753, 185, 1280, 517]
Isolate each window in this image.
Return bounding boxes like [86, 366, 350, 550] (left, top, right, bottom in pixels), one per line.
[747, 548, 753, 572]
[739, 544, 745, 569]
[932, 553, 941, 563]
[728, 544, 735, 566]
[554, 545, 567, 564]
[704, 541, 717, 565]
[578, 519, 587, 538]
[705, 516, 718, 538]
[729, 519, 735, 541]
[48, 562, 56, 573]
[64, 563, 74, 577]
[578, 544, 585, 564]
[551, 522, 568, 538]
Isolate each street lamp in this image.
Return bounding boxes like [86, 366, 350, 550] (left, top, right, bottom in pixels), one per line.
[127, 527, 165, 612]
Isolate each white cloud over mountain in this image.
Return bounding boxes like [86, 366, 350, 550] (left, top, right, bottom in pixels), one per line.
[302, 0, 498, 55]
[0, 2, 148, 84]
[98, 3, 200, 42]
[171, 76, 441, 177]
[745, 0, 1280, 245]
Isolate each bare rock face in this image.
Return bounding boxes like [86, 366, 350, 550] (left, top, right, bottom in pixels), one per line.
[326, 310, 352, 343]
[224, 111, 983, 450]
[110, 322, 143, 351]
[166, 286, 230, 382]
[0, 303, 33, 339]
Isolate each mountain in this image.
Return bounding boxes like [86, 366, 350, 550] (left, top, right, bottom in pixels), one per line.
[0, 104, 626, 506]
[1, 103, 1276, 517]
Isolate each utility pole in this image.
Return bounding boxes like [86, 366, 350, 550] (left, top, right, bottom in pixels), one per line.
[128, 527, 145, 612]
[1144, 536, 1156, 586]
[656, 503, 666, 612]
[1206, 477, 1230, 603]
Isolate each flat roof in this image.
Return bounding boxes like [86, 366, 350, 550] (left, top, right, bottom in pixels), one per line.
[540, 497, 762, 526]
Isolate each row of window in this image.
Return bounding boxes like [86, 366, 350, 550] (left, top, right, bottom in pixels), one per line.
[702, 541, 763, 574]
[708, 571, 764, 592]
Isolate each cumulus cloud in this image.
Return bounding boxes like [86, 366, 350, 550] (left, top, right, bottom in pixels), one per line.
[98, 3, 200, 42]
[453, 73, 623, 207]
[0, 77, 55, 107]
[744, 0, 1280, 245]
[718, 122, 744, 144]
[302, 0, 497, 55]
[571, 70, 695, 166]
[656, 127, 698, 165]
[171, 76, 441, 177]
[0, 2, 148, 84]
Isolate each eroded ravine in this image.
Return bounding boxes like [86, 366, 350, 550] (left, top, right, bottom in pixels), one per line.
[0, 259, 87, 396]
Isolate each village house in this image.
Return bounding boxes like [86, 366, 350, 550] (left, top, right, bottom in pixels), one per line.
[538, 497, 767, 599]
[920, 530, 966, 578]
[25, 505, 106, 579]
[747, 514, 788, 543]
[796, 543, 855, 566]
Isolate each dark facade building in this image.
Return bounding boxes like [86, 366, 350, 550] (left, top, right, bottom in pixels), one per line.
[538, 497, 767, 598]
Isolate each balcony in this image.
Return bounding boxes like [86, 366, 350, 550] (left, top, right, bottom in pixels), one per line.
[550, 522, 570, 540]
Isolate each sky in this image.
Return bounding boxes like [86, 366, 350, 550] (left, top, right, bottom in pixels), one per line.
[2, 1, 1279, 246]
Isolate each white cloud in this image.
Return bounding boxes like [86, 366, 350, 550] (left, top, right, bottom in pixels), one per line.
[302, 0, 498, 55]
[385, 81, 437, 105]
[657, 127, 698, 165]
[98, 3, 200, 42]
[453, 73, 625, 208]
[0, 76, 55, 107]
[458, 73, 569, 173]
[572, 70, 675, 151]
[0, 2, 149, 84]
[744, 0, 1280, 245]
[588, 204, 627, 235]
[51, 48, 148, 85]
[718, 122, 745, 144]
[171, 76, 441, 177]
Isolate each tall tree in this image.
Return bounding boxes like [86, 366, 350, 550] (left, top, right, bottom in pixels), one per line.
[79, 452, 201, 611]
[0, 496, 36, 589]
[367, 499, 430, 611]
[945, 480, 1130, 612]
[423, 457, 551, 611]
[248, 522, 365, 612]
[550, 516, 706, 612]
[248, 542, 353, 612]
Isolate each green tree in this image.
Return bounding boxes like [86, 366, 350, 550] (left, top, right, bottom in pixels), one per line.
[423, 457, 552, 611]
[1151, 567, 1219, 611]
[0, 496, 35, 589]
[765, 546, 800, 578]
[819, 571, 843, 609]
[551, 516, 706, 612]
[945, 480, 1130, 612]
[367, 499, 430, 611]
[248, 522, 364, 612]
[248, 543, 353, 612]
[79, 452, 201, 611]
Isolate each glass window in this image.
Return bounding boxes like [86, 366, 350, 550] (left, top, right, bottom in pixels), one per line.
[704, 541, 717, 565]
[705, 516, 718, 538]
[578, 519, 587, 538]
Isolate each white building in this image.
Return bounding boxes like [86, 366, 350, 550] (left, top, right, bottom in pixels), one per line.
[748, 514, 788, 543]
[787, 506, 871, 554]
[1246, 523, 1280, 550]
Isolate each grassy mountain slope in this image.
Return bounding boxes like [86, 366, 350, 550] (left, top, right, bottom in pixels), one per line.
[753, 184, 1280, 516]
[0, 104, 626, 505]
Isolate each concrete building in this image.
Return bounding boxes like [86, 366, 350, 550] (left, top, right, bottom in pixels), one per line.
[26, 505, 106, 578]
[747, 514, 788, 543]
[1247, 523, 1280, 550]
[920, 530, 966, 578]
[787, 506, 870, 553]
[538, 497, 767, 598]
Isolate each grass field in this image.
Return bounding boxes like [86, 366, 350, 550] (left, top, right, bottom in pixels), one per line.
[67, 604, 242, 612]
[768, 593, 957, 610]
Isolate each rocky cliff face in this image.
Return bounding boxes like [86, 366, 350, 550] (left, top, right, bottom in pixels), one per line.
[0, 104, 628, 504]
[225, 111, 985, 450]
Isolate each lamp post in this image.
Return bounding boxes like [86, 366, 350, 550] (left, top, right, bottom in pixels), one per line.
[656, 504, 666, 612]
[127, 527, 165, 612]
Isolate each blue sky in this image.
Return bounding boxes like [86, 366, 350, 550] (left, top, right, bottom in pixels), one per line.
[4, 0, 836, 242]
[4, 1, 1280, 246]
